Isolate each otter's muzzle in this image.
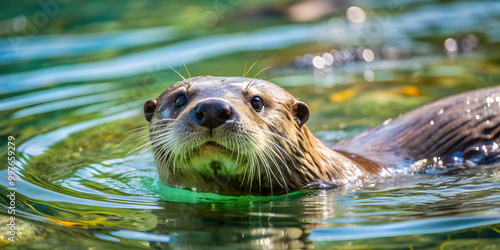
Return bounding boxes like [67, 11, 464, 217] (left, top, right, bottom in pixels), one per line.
[192, 99, 233, 130]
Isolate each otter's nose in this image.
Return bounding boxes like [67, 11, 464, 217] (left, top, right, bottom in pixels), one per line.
[192, 99, 233, 129]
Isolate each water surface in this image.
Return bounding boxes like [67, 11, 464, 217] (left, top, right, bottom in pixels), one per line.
[1, 0, 500, 248]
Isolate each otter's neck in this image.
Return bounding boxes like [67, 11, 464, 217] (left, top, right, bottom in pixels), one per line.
[295, 128, 383, 186]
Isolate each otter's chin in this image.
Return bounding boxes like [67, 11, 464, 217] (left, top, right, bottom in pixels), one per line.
[183, 141, 245, 176]
[195, 141, 232, 157]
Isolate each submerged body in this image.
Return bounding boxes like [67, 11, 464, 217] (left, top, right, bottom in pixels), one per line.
[144, 76, 500, 195]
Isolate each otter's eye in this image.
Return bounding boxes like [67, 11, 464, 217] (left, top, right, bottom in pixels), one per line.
[174, 94, 187, 108]
[251, 96, 263, 111]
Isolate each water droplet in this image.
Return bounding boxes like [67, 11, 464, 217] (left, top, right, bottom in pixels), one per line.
[444, 38, 458, 52]
[486, 97, 494, 104]
[303, 54, 314, 65]
[362, 49, 375, 62]
[383, 119, 392, 126]
[312, 56, 325, 69]
[460, 34, 478, 52]
[430, 120, 434, 125]
[322, 53, 334, 66]
[364, 70, 374, 82]
[346, 6, 366, 23]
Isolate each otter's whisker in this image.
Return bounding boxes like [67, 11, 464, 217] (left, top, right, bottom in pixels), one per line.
[263, 139, 289, 192]
[254, 141, 273, 193]
[242, 61, 248, 77]
[112, 127, 151, 155]
[165, 142, 178, 174]
[265, 145, 286, 191]
[124, 125, 150, 134]
[261, 143, 285, 188]
[161, 147, 174, 173]
[259, 129, 307, 157]
[243, 53, 262, 78]
[246, 66, 271, 92]
[180, 142, 191, 173]
[134, 144, 155, 161]
[120, 132, 155, 151]
[231, 137, 242, 173]
[126, 140, 151, 156]
[170, 139, 188, 174]
[247, 143, 256, 191]
[243, 152, 253, 184]
[158, 143, 172, 173]
[150, 119, 178, 128]
[152, 118, 178, 122]
[128, 130, 171, 156]
[267, 140, 292, 169]
[135, 127, 175, 157]
[256, 152, 262, 193]
[241, 138, 254, 191]
[169, 66, 191, 87]
[173, 48, 194, 86]
[266, 139, 295, 175]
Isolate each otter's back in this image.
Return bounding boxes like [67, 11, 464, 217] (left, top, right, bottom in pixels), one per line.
[332, 86, 500, 169]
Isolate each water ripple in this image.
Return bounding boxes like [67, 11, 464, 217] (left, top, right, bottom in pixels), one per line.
[309, 217, 500, 241]
[0, 26, 176, 64]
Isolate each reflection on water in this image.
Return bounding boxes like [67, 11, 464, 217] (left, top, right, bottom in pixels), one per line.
[1, 0, 500, 248]
[0, 27, 177, 64]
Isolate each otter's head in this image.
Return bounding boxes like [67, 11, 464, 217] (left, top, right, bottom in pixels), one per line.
[144, 76, 318, 195]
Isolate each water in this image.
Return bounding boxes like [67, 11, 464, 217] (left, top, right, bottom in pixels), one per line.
[1, 0, 500, 248]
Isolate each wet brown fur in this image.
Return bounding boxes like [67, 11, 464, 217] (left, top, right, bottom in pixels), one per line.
[146, 76, 500, 195]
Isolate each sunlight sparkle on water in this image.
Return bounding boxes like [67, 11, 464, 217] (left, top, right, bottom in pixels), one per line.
[444, 38, 458, 52]
[346, 6, 366, 23]
[322, 53, 334, 66]
[362, 49, 375, 62]
[364, 70, 374, 82]
[313, 56, 326, 69]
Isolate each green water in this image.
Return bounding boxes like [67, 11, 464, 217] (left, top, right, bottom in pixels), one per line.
[1, 0, 500, 248]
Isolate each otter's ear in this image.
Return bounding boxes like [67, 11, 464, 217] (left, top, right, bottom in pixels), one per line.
[144, 99, 158, 122]
[293, 100, 310, 127]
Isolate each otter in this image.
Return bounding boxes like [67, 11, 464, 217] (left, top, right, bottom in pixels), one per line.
[143, 76, 500, 195]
